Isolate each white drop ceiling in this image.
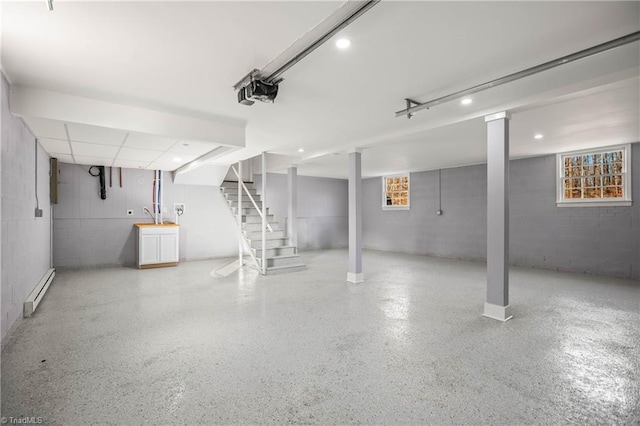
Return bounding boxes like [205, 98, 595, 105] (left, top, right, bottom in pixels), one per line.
[2, 1, 639, 178]
[28, 118, 220, 171]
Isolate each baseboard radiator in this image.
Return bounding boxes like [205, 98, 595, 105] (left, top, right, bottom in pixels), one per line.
[24, 268, 55, 318]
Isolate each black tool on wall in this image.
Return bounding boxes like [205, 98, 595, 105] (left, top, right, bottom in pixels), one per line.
[88, 165, 107, 200]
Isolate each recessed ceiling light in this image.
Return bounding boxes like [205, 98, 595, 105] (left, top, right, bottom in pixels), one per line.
[172, 157, 182, 162]
[460, 98, 472, 105]
[534, 134, 544, 140]
[298, 148, 304, 153]
[335, 38, 351, 49]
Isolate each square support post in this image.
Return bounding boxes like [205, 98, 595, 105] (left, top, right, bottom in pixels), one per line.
[238, 160, 243, 266]
[347, 150, 363, 283]
[484, 111, 512, 321]
[261, 152, 267, 275]
[287, 166, 298, 248]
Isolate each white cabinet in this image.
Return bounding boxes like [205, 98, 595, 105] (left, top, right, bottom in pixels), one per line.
[135, 224, 180, 268]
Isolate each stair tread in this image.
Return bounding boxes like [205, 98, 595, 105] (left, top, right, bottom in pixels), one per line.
[266, 263, 306, 271]
[249, 237, 289, 242]
[254, 245, 296, 250]
[261, 254, 300, 261]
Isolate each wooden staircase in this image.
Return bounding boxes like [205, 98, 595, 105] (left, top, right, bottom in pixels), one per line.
[220, 181, 305, 275]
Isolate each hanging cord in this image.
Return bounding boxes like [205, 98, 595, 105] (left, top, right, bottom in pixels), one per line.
[152, 172, 157, 223]
[143, 207, 155, 223]
[88, 166, 101, 177]
[35, 139, 39, 210]
[158, 170, 162, 215]
[436, 169, 443, 215]
[88, 166, 106, 199]
[175, 205, 184, 225]
[438, 169, 442, 210]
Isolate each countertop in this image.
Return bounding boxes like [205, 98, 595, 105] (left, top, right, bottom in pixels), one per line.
[134, 222, 180, 228]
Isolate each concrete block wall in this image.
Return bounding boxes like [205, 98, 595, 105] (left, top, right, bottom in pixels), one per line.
[254, 173, 348, 251]
[1, 74, 52, 340]
[510, 148, 640, 280]
[363, 165, 487, 261]
[363, 143, 640, 280]
[53, 163, 239, 267]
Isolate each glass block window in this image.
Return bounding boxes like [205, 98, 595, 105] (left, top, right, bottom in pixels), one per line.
[557, 144, 632, 206]
[382, 174, 410, 210]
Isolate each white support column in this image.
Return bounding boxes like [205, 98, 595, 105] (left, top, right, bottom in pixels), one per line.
[261, 152, 267, 275]
[287, 166, 298, 248]
[483, 111, 512, 322]
[238, 161, 243, 266]
[347, 149, 364, 283]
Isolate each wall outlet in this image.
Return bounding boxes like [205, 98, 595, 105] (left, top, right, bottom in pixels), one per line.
[126, 209, 134, 216]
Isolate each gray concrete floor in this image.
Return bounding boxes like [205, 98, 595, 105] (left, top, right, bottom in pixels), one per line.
[1, 249, 639, 425]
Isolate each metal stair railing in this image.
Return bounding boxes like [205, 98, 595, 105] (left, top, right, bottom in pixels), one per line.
[231, 165, 273, 233]
[230, 162, 274, 274]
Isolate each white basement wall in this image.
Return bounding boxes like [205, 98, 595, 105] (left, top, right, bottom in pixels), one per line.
[1, 74, 52, 341]
[53, 163, 239, 267]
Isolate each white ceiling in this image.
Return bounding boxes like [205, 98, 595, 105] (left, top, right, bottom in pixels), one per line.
[26, 117, 221, 171]
[2, 1, 639, 178]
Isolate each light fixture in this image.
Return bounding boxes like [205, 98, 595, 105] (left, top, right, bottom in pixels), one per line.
[182, 143, 190, 147]
[298, 148, 304, 153]
[460, 98, 472, 106]
[534, 134, 544, 140]
[335, 38, 352, 49]
[172, 157, 182, 162]
[46, 0, 53, 11]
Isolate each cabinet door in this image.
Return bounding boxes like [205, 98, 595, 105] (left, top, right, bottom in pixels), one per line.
[160, 234, 179, 263]
[140, 235, 160, 264]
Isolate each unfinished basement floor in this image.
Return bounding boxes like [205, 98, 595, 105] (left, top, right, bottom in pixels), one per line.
[1, 249, 639, 424]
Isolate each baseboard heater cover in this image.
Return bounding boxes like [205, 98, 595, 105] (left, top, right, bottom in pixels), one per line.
[24, 268, 55, 318]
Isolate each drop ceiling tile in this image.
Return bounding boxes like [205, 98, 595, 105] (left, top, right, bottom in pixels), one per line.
[67, 122, 127, 146]
[73, 155, 112, 167]
[50, 153, 75, 164]
[169, 141, 219, 156]
[39, 137, 71, 154]
[71, 142, 120, 158]
[116, 147, 164, 162]
[125, 132, 177, 150]
[112, 159, 149, 169]
[24, 117, 68, 140]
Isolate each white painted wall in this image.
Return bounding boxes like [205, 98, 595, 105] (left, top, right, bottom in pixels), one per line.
[1, 74, 52, 341]
[53, 163, 239, 267]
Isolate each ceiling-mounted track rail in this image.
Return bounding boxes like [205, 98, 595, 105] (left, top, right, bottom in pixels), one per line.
[396, 30, 640, 119]
[263, 0, 380, 84]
